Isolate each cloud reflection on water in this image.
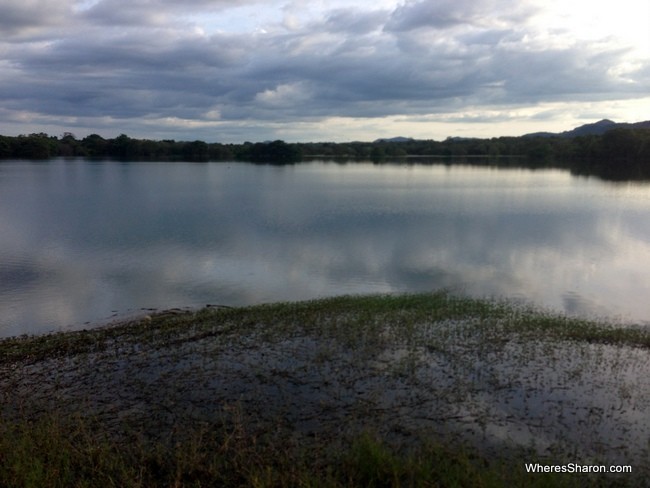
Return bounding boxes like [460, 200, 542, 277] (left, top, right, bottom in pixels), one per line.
[1, 160, 650, 336]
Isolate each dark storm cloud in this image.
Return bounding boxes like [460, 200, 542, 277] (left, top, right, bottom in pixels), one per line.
[0, 0, 73, 37]
[80, 0, 260, 27]
[0, 0, 647, 140]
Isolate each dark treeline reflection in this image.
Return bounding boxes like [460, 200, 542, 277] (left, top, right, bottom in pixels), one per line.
[1, 127, 650, 180]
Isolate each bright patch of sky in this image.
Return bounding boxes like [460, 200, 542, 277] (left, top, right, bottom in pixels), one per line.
[545, 0, 649, 54]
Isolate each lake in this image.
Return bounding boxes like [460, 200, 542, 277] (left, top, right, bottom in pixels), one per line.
[2, 158, 650, 337]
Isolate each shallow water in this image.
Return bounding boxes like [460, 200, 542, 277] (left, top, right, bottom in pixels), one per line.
[2, 158, 650, 336]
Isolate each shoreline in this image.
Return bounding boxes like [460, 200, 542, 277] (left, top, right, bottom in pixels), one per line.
[2, 292, 648, 485]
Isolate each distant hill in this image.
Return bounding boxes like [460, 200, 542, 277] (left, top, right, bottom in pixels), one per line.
[525, 119, 650, 138]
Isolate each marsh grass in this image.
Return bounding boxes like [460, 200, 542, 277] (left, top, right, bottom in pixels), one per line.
[1, 292, 648, 487]
[1, 410, 607, 488]
[3, 292, 648, 363]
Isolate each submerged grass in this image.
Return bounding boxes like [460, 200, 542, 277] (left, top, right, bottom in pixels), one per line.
[1, 292, 647, 487]
[3, 292, 648, 364]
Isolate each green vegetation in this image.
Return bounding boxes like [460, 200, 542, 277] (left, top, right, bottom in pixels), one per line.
[0, 133, 299, 164]
[0, 413, 594, 488]
[245, 139, 302, 163]
[2, 126, 650, 179]
[3, 293, 649, 364]
[1, 292, 647, 486]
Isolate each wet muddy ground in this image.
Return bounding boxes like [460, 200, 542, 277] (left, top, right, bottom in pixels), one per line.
[1, 303, 649, 475]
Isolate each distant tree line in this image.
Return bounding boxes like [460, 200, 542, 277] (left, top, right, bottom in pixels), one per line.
[298, 128, 650, 164]
[0, 133, 301, 163]
[1, 128, 649, 179]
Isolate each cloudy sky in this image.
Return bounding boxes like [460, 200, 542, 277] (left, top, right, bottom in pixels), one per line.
[1, 0, 648, 142]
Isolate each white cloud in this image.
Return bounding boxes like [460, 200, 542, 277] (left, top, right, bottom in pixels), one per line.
[255, 82, 311, 107]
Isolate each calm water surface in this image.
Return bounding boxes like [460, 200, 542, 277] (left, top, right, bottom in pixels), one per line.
[2, 159, 650, 337]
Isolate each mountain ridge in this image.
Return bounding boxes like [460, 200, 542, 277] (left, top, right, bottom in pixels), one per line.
[524, 119, 650, 138]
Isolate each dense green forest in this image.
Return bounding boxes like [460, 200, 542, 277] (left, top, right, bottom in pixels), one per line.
[1, 127, 650, 179]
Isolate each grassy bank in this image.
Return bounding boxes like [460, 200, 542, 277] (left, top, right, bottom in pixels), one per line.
[0, 413, 589, 488]
[1, 292, 648, 487]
